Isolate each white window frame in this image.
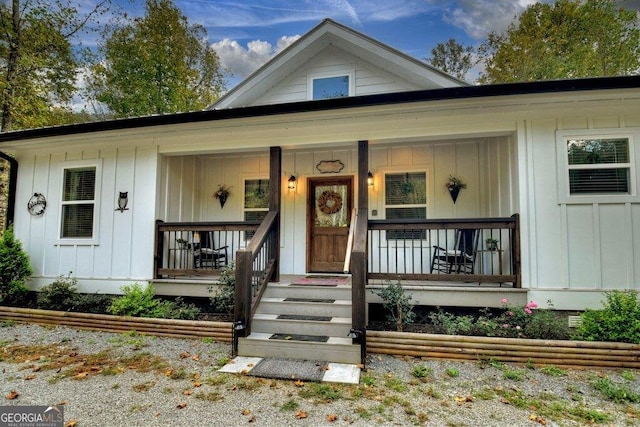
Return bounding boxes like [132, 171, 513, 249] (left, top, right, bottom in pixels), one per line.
[308, 71, 354, 100]
[57, 159, 102, 245]
[382, 169, 429, 246]
[556, 129, 638, 204]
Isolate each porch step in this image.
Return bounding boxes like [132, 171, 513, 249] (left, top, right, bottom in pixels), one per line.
[251, 313, 352, 337]
[238, 333, 360, 364]
[264, 283, 351, 300]
[256, 297, 352, 317]
[239, 279, 358, 365]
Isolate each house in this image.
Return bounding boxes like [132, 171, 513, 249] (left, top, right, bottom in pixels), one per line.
[1, 19, 639, 363]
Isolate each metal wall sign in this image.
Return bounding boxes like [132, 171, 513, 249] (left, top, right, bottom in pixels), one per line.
[316, 160, 344, 174]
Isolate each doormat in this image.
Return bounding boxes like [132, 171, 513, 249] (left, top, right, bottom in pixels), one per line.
[248, 358, 328, 382]
[269, 333, 330, 342]
[292, 276, 349, 286]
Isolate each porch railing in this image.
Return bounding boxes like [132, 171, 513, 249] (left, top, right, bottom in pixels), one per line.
[367, 214, 520, 287]
[234, 211, 279, 339]
[154, 220, 260, 278]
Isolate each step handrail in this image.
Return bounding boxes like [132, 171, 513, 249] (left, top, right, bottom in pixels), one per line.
[343, 208, 357, 273]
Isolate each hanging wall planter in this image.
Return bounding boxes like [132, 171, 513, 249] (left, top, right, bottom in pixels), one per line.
[213, 184, 231, 209]
[445, 175, 466, 204]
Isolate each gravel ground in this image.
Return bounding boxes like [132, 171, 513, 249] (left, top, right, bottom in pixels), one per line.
[1, 323, 639, 427]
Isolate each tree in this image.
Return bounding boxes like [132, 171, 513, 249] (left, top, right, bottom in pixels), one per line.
[0, 0, 110, 131]
[87, 0, 225, 118]
[426, 38, 474, 81]
[479, 0, 640, 83]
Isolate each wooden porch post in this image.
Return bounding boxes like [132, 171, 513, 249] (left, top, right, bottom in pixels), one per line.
[351, 140, 368, 364]
[269, 147, 281, 282]
[153, 220, 164, 279]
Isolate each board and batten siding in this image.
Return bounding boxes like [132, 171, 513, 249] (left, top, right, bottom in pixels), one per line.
[253, 46, 420, 106]
[14, 145, 159, 293]
[523, 115, 640, 309]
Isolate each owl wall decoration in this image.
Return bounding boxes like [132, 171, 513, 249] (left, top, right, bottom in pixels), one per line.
[116, 191, 129, 212]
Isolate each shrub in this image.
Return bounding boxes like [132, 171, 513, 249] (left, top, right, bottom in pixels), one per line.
[209, 262, 235, 315]
[37, 274, 78, 311]
[109, 283, 200, 319]
[576, 290, 640, 344]
[372, 280, 416, 332]
[0, 227, 32, 306]
[429, 309, 476, 335]
[73, 293, 114, 314]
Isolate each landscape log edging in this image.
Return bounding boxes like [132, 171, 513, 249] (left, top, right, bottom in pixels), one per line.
[367, 330, 640, 369]
[0, 306, 232, 342]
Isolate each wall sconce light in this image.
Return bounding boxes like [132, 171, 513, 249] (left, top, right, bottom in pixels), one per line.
[367, 171, 374, 188]
[288, 175, 296, 191]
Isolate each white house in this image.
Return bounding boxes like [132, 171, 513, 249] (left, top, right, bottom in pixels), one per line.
[1, 18, 639, 322]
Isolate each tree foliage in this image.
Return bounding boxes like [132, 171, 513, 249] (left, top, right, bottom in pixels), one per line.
[0, 0, 110, 131]
[426, 38, 474, 81]
[87, 0, 225, 118]
[479, 0, 640, 83]
[0, 226, 32, 305]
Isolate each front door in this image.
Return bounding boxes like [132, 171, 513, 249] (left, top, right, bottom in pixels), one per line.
[307, 176, 353, 272]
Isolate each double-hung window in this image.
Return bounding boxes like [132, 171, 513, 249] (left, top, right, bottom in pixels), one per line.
[558, 131, 636, 203]
[244, 178, 269, 239]
[384, 172, 427, 239]
[60, 161, 101, 241]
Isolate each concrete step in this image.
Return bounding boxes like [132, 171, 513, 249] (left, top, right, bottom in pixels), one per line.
[255, 297, 352, 317]
[264, 283, 352, 300]
[238, 333, 360, 364]
[251, 313, 352, 337]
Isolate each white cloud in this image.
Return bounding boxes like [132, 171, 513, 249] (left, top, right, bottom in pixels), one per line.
[213, 35, 301, 80]
[443, 0, 543, 39]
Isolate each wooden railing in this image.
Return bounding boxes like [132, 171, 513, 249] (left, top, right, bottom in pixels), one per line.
[233, 211, 279, 342]
[154, 220, 260, 278]
[367, 214, 521, 287]
[349, 208, 368, 365]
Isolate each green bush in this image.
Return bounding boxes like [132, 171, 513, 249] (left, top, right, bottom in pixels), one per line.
[0, 227, 32, 306]
[372, 280, 416, 331]
[73, 293, 114, 314]
[37, 274, 78, 311]
[109, 283, 200, 319]
[576, 290, 640, 344]
[209, 262, 235, 315]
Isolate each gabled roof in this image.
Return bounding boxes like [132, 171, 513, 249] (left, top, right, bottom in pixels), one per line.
[209, 18, 466, 109]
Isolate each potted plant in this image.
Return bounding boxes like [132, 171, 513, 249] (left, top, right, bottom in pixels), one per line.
[485, 238, 499, 251]
[446, 175, 466, 203]
[213, 184, 231, 208]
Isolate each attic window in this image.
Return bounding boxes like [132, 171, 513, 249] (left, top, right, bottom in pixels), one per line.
[312, 75, 350, 100]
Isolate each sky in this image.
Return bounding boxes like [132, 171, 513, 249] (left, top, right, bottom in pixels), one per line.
[85, 0, 640, 89]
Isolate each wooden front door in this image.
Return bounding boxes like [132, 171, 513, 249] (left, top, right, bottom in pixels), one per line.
[307, 176, 353, 272]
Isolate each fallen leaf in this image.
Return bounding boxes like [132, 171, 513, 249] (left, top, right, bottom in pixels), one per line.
[73, 372, 89, 379]
[248, 415, 256, 423]
[183, 390, 193, 396]
[295, 410, 308, 419]
[240, 369, 249, 375]
[153, 412, 161, 417]
[294, 379, 304, 387]
[180, 352, 190, 359]
[65, 420, 78, 427]
[327, 414, 338, 422]
[24, 374, 36, 380]
[5, 390, 19, 400]
[193, 381, 202, 388]
[357, 363, 365, 369]
[284, 336, 292, 340]
[193, 372, 201, 380]
[58, 401, 68, 406]
[191, 355, 200, 362]
[165, 369, 173, 377]
[247, 363, 254, 367]
[32, 366, 41, 372]
[242, 409, 251, 416]
[176, 402, 187, 409]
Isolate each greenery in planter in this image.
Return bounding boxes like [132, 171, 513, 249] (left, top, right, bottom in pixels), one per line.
[576, 290, 640, 344]
[429, 299, 570, 340]
[37, 274, 78, 311]
[372, 280, 416, 332]
[0, 227, 32, 306]
[109, 283, 200, 320]
[208, 261, 235, 316]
